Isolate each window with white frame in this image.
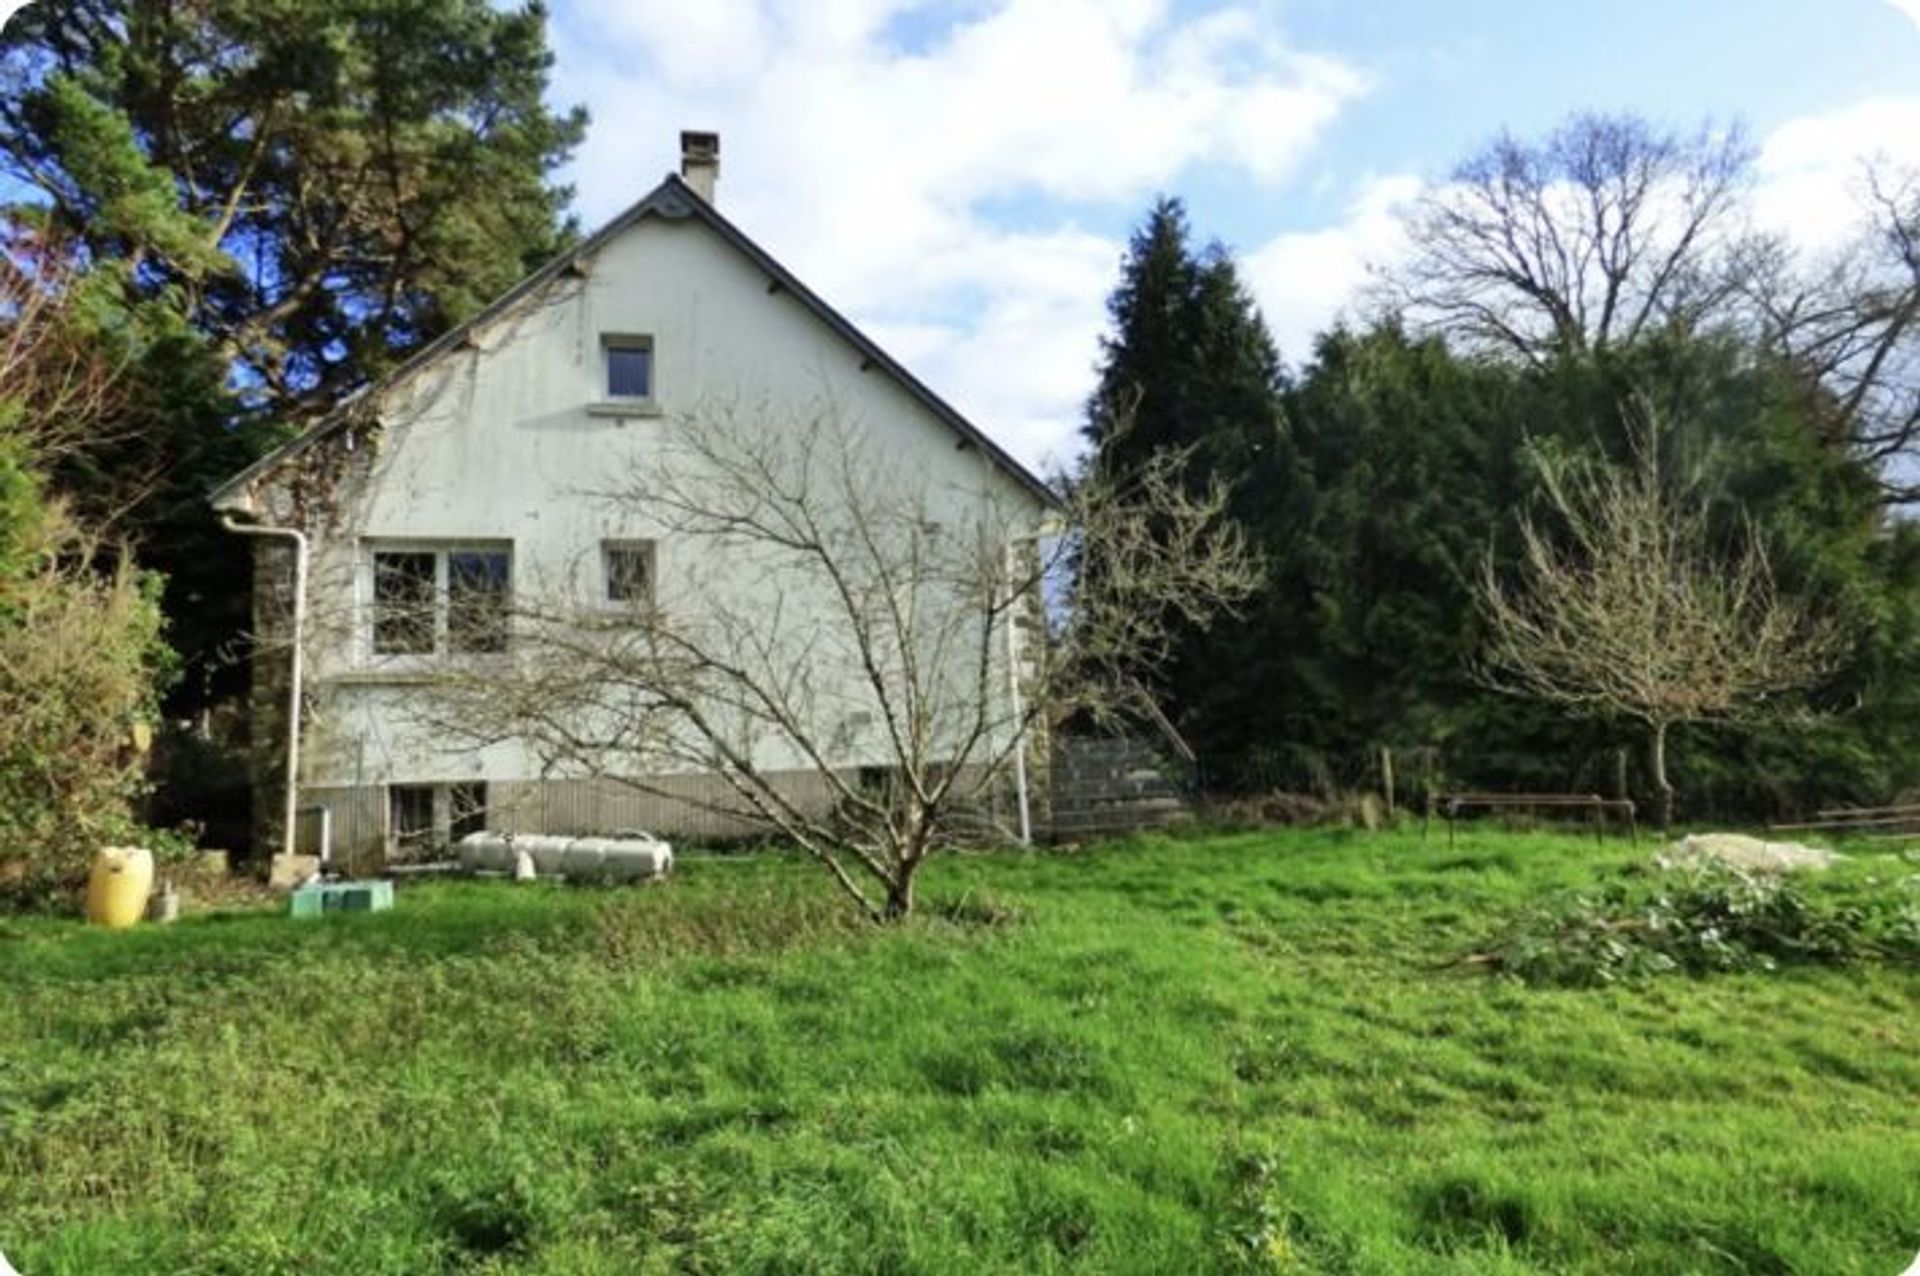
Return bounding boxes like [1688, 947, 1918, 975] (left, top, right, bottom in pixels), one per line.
[602, 539, 655, 605]
[370, 543, 512, 655]
[603, 335, 654, 401]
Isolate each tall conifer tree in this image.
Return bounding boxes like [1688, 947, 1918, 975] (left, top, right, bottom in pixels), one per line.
[0, 0, 586, 722]
[1, 0, 586, 421]
[1084, 197, 1298, 752]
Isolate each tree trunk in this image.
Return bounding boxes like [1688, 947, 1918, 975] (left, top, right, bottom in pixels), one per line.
[884, 868, 916, 921]
[1649, 720, 1674, 835]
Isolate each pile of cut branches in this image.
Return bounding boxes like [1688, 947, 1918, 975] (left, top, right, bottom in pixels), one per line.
[1463, 864, 1920, 986]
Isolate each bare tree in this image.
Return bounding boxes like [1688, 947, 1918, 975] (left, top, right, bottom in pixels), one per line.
[1748, 163, 1920, 503]
[1477, 404, 1847, 831]
[1382, 113, 1920, 504]
[419, 404, 1256, 921]
[0, 227, 134, 465]
[1378, 114, 1759, 362]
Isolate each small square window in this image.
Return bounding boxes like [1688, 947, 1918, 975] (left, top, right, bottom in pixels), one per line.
[605, 338, 653, 400]
[604, 540, 655, 604]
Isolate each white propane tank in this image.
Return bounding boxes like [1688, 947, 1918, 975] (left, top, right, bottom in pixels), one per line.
[458, 832, 671, 882]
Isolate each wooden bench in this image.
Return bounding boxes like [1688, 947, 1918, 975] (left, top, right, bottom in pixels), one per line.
[1425, 792, 1638, 848]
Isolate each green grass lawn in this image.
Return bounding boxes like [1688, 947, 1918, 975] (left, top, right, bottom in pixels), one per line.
[2, 828, 1915, 1274]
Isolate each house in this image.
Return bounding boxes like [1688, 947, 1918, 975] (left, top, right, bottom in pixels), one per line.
[210, 132, 1056, 868]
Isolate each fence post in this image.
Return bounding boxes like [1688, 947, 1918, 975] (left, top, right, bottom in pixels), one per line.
[1380, 746, 1396, 819]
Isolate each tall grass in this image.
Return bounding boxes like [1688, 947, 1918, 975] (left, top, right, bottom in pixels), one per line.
[2, 830, 1915, 1273]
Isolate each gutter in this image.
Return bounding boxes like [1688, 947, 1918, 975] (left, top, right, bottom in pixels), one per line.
[1004, 538, 1033, 846]
[1008, 605, 1032, 846]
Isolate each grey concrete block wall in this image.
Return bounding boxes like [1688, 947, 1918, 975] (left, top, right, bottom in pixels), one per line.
[1047, 736, 1192, 839]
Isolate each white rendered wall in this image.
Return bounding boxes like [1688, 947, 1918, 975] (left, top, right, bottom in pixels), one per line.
[283, 209, 1047, 791]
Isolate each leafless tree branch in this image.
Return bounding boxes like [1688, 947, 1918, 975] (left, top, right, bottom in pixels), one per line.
[1378, 114, 1759, 363]
[406, 401, 1257, 920]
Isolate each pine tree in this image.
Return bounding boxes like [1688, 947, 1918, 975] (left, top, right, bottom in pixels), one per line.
[1086, 198, 1200, 456]
[0, 0, 585, 724]
[1, 0, 585, 421]
[1087, 199, 1288, 475]
[1084, 198, 1298, 753]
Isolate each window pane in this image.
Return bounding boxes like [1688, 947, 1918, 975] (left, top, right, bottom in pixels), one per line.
[372, 552, 436, 654]
[607, 344, 652, 399]
[605, 542, 652, 603]
[448, 550, 510, 653]
[449, 782, 487, 842]
[389, 784, 436, 859]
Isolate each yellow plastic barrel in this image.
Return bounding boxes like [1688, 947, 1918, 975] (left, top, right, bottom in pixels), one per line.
[85, 846, 154, 929]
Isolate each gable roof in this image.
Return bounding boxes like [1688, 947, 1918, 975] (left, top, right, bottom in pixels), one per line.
[208, 174, 1059, 511]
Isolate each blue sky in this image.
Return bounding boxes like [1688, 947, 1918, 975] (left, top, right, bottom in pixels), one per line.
[544, 0, 1920, 467]
[1187, 0, 1920, 242]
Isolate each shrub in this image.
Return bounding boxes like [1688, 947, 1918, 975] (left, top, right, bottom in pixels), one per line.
[0, 434, 171, 908]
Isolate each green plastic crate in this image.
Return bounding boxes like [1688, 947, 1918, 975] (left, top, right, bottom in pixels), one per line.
[289, 879, 394, 919]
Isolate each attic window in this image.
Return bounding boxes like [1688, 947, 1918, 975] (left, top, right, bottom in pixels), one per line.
[604, 336, 653, 400]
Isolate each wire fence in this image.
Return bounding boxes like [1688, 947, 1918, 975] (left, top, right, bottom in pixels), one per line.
[1193, 745, 1628, 804]
[1171, 740, 1896, 829]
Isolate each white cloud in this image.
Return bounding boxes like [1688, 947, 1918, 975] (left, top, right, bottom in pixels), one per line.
[1888, 0, 1920, 33]
[1236, 95, 1920, 374]
[550, 0, 1366, 468]
[1753, 95, 1920, 249]
[1242, 173, 1419, 365]
[547, 2, 1919, 472]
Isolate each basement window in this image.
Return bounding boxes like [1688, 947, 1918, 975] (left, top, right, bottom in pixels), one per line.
[388, 781, 487, 858]
[388, 784, 436, 859]
[449, 781, 488, 842]
[370, 543, 512, 656]
[604, 336, 654, 401]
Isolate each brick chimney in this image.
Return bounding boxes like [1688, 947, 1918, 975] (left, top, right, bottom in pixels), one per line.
[680, 131, 719, 204]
